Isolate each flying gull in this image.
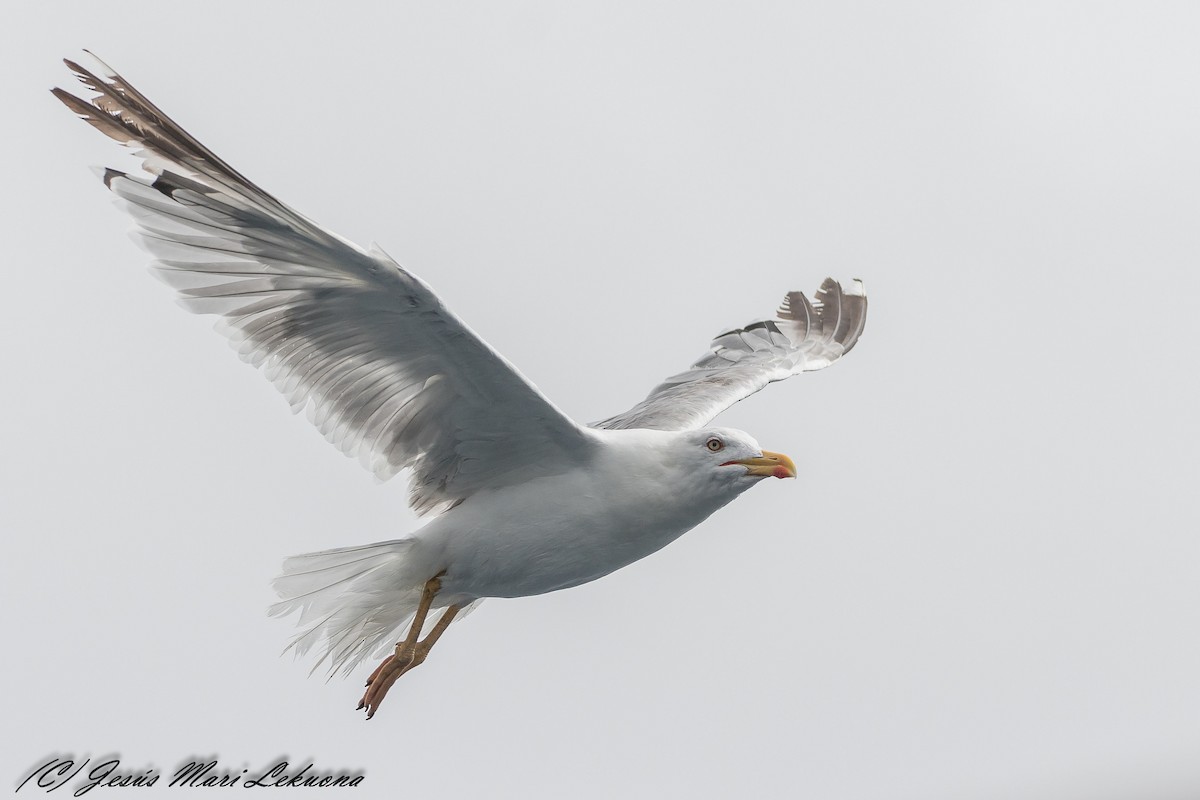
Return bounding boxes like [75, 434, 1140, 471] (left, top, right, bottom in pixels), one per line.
[54, 53, 867, 718]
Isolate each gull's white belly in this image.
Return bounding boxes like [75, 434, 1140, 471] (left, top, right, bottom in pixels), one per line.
[424, 464, 734, 600]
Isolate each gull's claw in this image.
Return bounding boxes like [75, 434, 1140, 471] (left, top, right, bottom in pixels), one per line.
[358, 645, 428, 719]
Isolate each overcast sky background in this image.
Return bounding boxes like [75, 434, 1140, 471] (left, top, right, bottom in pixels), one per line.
[4, 2, 1199, 798]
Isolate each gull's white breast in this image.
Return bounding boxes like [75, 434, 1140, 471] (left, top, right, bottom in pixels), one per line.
[421, 429, 743, 601]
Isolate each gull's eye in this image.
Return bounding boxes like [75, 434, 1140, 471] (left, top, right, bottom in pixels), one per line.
[706, 437, 724, 452]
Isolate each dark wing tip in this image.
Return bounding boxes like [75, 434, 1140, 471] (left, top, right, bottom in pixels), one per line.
[776, 278, 867, 352]
[814, 277, 868, 353]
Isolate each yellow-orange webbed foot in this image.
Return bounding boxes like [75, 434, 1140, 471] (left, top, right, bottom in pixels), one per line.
[356, 642, 430, 719]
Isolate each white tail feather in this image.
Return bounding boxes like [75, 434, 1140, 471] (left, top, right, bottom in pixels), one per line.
[271, 539, 428, 678]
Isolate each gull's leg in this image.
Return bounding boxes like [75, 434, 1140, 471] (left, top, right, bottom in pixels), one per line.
[412, 603, 462, 655]
[359, 574, 441, 692]
[358, 604, 463, 718]
[357, 572, 463, 719]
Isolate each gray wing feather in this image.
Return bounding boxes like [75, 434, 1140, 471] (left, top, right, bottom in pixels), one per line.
[594, 278, 867, 431]
[55, 53, 594, 516]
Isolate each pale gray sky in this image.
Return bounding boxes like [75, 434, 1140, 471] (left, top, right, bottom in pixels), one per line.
[5, 2, 1200, 798]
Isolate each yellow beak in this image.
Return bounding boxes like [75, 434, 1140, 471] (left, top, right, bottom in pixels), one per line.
[730, 450, 797, 479]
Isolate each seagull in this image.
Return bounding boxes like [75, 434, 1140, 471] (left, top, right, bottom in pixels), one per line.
[54, 53, 867, 718]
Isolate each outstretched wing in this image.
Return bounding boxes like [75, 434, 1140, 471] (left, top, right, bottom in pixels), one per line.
[54, 53, 595, 516]
[594, 278, 867, 431]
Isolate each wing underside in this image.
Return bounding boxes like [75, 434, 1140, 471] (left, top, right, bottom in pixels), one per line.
[594, 278, 867, 431]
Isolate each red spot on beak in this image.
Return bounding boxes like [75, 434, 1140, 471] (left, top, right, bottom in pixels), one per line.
[772, 465, 792, 480]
